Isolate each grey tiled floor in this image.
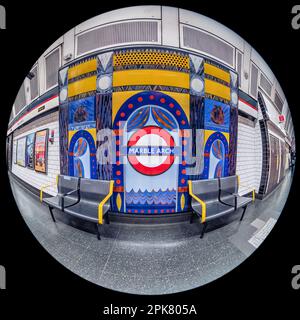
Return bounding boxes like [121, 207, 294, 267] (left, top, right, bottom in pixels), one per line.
[9, 170, 293, 295]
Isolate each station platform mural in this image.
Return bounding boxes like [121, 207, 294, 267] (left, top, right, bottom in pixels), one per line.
[58, 47, 238, 214]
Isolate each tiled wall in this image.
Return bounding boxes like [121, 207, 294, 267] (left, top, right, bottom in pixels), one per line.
[236, 115, 262, 195]
[11, 111, 60, 196]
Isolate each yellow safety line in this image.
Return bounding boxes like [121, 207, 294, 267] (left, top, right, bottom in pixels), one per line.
[98, 180, 114, 225]
[188, 180, 207, 223]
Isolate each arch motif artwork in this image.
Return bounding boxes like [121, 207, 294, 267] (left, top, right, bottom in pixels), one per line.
[112, 90, 191, 214]
[202, 131, 229, 179]
[68, 130, 98, 179]
[58, 46, 239, 215]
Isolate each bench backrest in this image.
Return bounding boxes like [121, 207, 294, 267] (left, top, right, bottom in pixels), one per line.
[219, 175, 238, 195]
[190, 178, 219, 203]
[79, 178, 111, 203]
[58, 175, 79, 195]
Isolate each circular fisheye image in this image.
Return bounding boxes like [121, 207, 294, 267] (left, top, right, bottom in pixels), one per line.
[6, 6, 295, 295]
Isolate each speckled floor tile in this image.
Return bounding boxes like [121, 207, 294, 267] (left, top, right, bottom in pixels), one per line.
[9, 170, 293, 295]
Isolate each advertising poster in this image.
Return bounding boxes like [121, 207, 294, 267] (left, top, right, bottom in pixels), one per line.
[16, 137, 26, 167]
[34, 129, 48, 173]
[25, 133, 35, 169]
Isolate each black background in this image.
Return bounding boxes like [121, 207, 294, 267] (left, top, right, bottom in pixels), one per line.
[0, 0, 299, 317]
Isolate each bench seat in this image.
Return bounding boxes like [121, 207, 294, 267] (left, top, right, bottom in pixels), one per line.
[219, 195, 252, 209]
[63, 178, 114, 240]
[41, 175, 80, 222]
[219, 175, 253, 221]
[188, 176, 255, 238]
[192, 201, 235, 222]
[64, 201, 110, 223]
[43, 191, 79, 211]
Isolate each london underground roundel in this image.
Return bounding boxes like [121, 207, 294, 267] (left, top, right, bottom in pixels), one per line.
[127, 126, 175, 176]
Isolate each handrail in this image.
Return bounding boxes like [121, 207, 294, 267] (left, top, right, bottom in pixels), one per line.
[40, 174, 59, 202]
[98, 180, 114, 224]
[188, 180, 207, 223]
[236, 175, 255, 203]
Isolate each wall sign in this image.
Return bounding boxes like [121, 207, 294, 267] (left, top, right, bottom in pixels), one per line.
[279, 114, 285, 123]
[127, 126, 175, 176]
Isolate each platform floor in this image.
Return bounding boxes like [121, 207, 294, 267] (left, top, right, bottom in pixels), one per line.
[9, 170, 293, 295]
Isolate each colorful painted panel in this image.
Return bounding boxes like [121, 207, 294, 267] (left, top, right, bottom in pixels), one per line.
[228, 106, 238, 175]
[111, 48, 191, 214]
[57, 47, 239, 215]
[202, 130, 229, 179]
[34, 129, 48, 173]
[68, 96, 97, 178]
[204, 60, 231, 104]
[67, 57, 97, 101]
[59, 103, 69, 175]
[68, 129, 97, 179]
[204, 99, 230, 132]
[95, 52, 113, 180]
[68, 96, 95, 131]
[113, 48, 189, 72]
[16, 137, 26, 167]
[96, 93, 112, 180]
[112, 90, 190, 214]
[25, 133, 35, 169]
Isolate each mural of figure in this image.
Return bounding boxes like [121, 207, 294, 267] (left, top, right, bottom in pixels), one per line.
[74, 105, 88, 123]
[210, 105, 225, 125]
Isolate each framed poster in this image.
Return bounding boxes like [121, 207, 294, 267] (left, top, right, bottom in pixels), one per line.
[25, 133, 35, 169]
[16, 137, 26, 167]
[34, 129, 48, 173]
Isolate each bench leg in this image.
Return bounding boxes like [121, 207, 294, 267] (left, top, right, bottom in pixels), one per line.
[48, 206, 56, 223]
[106, 213, 110, 225]
[200, 222, 208, 239]
[95, 224, 101, 240]
[240, 206, 247, 221]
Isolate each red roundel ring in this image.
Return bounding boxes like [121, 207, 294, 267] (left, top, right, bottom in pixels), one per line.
[127, 126, 175, 176]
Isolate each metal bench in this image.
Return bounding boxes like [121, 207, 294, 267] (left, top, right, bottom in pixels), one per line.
[41, 175, 80, 222]
[219, 175, 253, 221]
[63, 178, 114, 240]
[188, 178, 236, 238]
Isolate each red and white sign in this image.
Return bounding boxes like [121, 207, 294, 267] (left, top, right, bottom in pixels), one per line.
[279, 114, 285, 123]
[127, 126, 175, 176]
